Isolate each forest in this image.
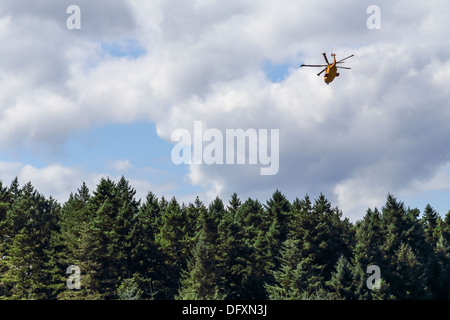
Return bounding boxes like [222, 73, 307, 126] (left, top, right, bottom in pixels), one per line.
[0, 176, 449, 300]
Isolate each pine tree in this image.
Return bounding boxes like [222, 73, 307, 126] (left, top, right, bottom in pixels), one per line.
[129, 191, 167, 299]
[441, 211, 450, 245]
[352, 208, 384, 299]
[289, 193, 353, 291]
[390, 243, 427, 299]
[8, 177, 21, 203]
[158, 197, 193, 261]
[231, 198, 274, 299]
[0, 181, 59, 299]
[215, 194, 249, 299]
[177, 235, 224, 300]
[0, 180, 11, 297]
[57, 183, 91, 268]
[265, 190, 291, 246]
[419, 204, 446, 299]
[227, 193, 241, 216]
[56, 183, 98, 299]
[422, 204, 439, 245]
[57, 221, 103, 300]
[326, 255, 357, 300]
[380, 194, 429, 299]
[157, 197, 193, 298]
[66, 177, 135, 299]
[204, 197, 225, 246]
[265, 238, 318, 299]
[112, 177, 141, 281]
[1, 228, 41, 299]
[432, 236, 450, 299]
[117, 277, 143, 300]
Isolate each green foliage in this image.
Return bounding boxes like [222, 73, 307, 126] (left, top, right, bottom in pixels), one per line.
[176, 235, 225, 300]
[265, 238, 319, 299]
[117, 277, 143, 300]
[326, 255, 358, 300]
[0, 177, 448, 300]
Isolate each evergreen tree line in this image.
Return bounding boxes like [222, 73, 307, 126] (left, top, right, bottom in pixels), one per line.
[0, 176, 449, 300]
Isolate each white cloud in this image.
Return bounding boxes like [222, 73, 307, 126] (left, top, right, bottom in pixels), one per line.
[0, 160, 176, 205]
[106, 159, 132, 172]
[1, 1, 450, 219]
[18, 164, 84, 201]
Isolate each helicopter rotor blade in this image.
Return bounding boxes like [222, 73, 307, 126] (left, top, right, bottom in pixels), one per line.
[322, 53, 330, 65]
[300, 64, 328, 68]
[336, 54, 354, 64]
[337, 66, 351, 69]
[317, 68, 327, 76]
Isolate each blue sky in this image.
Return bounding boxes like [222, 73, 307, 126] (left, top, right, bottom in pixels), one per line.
[1, 120, 202, 200]
[263, 60, 292, 83]
[100, 38, 146, 59]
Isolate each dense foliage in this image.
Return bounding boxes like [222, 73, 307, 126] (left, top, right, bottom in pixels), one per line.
[0, 177, 449, 300]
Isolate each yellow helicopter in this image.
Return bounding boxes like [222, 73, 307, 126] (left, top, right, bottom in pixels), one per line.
[300, 53, 354, 84]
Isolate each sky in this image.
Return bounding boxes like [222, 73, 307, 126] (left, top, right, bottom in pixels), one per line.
[1, 0, 450, 221]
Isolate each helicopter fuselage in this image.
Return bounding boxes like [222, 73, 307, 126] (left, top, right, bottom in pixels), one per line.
[324, 56, 338, 84]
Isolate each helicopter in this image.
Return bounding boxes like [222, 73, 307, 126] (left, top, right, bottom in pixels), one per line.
[300, 53, 354, 84]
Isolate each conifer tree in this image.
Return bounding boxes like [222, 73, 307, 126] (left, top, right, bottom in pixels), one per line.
[266, 238, 316, 299]
[231, 198, 274, 299]
[157, 197, 194, 298]
[215, 194, 249, 299]
[57, 183, 91, 266]
[56, 183, 98, 299]
[117, 277, 143, 300]
[227, 192, 241, 215]
[8, 177, 21, 203]
[177, 235, 224, 300]
[57, 221, 103, 300]
[380, 194, 429, 298]
[432, 236, 450, 299]
[0, 182, 59, 299]
[441, 211, 450, 245]
[289, 194, 353, 289]
[129, 191, 167, 299]
[352, 208, 384, 299]
[205, 197, 225, 246]
[1, 228, 41, 299]
[390, 243, 427, 299]
[78, 177, 138, 298]
[422, 204, 439, 245]
[265, 190, 291, 246]
[112, 177, 141, 281]
[326, 255, 357, 300]
[0, 180, 11, 297]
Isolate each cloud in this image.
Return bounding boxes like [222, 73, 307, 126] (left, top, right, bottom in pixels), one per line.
[152, 1, 450, 218]
[0, 160, 175, 205]
[0, 161, 92, 202]
[18, 163, 85, 201]
[106, 159, 132, 172]
[0, 0, 137, 38]
[1, 1, 450, 219]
